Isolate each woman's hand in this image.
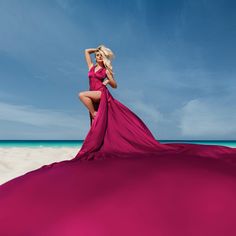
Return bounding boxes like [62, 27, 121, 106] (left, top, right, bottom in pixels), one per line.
[85, 48, 97, 54]
[102, 79, 109, 86]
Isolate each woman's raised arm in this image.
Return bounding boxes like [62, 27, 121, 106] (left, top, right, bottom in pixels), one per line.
[85, 48, 97, 70]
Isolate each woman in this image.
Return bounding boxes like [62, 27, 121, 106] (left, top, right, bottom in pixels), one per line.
[79, 45, 117, 125]
[72, 45, 236, 162]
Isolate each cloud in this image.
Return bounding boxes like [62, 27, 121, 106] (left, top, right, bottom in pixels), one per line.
[0, 91, 17, 100]
[179, 98, 236, 137]
[115, 88, 165, 123]
[0, 101, 86, 129]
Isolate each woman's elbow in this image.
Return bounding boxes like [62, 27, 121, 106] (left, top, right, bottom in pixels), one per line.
[113, 83, 118, 89]
[107, 79, 117, 89]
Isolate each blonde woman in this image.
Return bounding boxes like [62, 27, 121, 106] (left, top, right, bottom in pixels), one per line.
[79, 45, 117, 125]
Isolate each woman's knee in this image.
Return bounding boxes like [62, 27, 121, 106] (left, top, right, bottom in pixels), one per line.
[78, 90, 101, 102]
[78, 91, 86, 100]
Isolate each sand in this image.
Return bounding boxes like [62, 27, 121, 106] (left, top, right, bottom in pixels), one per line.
[0, 147, 80, 185]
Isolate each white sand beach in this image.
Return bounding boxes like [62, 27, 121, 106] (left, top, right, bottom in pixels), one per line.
[0, 147, 80, 185]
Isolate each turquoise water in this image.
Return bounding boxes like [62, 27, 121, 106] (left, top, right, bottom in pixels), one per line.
[0, 140, 83, 148]
[0, 140, 235, 148]
[161, 140, 236, 148]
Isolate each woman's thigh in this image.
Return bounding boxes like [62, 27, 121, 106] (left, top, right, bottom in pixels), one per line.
[80, 90, 102, 102]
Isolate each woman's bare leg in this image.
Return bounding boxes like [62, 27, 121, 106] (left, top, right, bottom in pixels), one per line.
[78, 91, 102, 118]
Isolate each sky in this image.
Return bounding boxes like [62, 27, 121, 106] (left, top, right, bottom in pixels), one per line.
[0, 0, 235, 140]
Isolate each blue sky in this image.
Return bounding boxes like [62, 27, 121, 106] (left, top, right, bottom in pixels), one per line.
[0, 0, 235, 140]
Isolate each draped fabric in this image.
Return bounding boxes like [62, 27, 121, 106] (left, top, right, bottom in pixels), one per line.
[0, 66, 236, 235]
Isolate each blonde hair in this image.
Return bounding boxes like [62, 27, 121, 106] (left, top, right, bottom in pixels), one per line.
[96, 44, 115, 75]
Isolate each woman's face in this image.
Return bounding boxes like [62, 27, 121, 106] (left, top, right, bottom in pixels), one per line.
[95, 51, 103, 63]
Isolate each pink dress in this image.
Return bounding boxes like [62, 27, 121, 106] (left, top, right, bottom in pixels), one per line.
[88, 65, 107, 126]
[0, 64, 236, 235]
[88, 64, 107, 92]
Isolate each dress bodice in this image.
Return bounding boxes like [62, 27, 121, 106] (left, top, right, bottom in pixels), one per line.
[88, 65, 107, 91]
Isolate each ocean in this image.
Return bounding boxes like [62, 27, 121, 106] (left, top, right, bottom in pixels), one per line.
[0, 140, 235, 148]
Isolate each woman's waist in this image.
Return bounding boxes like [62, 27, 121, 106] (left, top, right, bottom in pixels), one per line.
[89, 76, 105, 81]
[89, 82, 104, 89]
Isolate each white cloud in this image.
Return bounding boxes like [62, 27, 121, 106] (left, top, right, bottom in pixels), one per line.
[0, 101, 86, 129]
[0, 91, 17, 100]
[115, 88, 165, 123]
[179, 98, 236, 137]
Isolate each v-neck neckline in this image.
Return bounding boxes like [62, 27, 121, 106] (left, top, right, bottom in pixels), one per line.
[94, 65, 104, 73]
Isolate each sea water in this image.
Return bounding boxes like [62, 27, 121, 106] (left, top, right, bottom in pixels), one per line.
[0, 140, 235, 148]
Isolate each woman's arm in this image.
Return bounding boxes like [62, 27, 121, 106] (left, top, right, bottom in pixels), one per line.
[102, 79, 110, 86]
[104, 69, 117, 88]
[85, 48, 97, 70]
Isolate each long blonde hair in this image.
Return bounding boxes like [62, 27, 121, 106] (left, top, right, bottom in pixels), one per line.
[96, 44, 115, 75]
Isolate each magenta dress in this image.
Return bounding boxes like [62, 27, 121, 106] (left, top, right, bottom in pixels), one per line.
[0, 65, 236, 235]
[88, 65, 107, 126]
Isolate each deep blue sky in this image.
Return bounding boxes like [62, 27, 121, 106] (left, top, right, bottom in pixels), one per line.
[0, 0, 235, 140]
